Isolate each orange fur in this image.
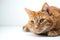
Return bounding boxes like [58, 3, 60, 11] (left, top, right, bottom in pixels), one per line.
[23, 3, 60, 36]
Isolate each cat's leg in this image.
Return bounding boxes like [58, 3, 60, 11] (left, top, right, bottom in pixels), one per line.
[48, 30, 59, 36]
[23, 25, 29, 32]
[56, 29, 60, 35]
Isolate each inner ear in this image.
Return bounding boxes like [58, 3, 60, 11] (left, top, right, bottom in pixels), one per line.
[45, 8, 49, 15]
[42, 3, 51, 15]
[42, 3, 49, 11]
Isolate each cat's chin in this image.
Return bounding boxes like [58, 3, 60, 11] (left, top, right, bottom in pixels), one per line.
[32, 29, 46, 34]
[33, 30, 47, 34]
[29, 28, 43, 34]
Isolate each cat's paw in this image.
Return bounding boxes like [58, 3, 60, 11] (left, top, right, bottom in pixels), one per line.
[23, 25, 29, 32]
[48, 31, 58, 36]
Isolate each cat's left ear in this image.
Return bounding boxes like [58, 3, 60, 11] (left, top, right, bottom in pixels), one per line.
[42, 3, 51, 15]
[25, 8, 35, 16]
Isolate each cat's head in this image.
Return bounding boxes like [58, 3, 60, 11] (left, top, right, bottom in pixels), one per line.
[25, 3, 56, 34]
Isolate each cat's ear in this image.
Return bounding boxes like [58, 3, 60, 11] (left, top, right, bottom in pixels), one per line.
[42, 3, 51, 15]
[42, 3, 49, 11]
[25, 8, 34, 16]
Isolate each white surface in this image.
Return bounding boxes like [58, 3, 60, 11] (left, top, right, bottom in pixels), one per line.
[1, 0, 60, 40]
[1, 0, 60, 26]
[0, 26, 60, 40]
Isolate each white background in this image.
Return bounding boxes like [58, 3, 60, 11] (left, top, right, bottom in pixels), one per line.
[0, 0, 60, 40]
[1, 0, 60, 26]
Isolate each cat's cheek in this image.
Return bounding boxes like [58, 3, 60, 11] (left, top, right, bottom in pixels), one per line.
[28, 27, 34, 33]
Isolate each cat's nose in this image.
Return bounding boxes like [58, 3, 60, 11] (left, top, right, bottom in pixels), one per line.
[35, 26, 39, 29]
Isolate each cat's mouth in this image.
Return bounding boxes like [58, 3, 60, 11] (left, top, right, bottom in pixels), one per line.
[33, 22, 53, 34]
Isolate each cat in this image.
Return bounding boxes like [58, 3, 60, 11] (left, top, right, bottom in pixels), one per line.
[23, 3, 60, 36]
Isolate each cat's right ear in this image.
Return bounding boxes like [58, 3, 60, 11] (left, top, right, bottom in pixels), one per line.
[25, 8, 34, 16]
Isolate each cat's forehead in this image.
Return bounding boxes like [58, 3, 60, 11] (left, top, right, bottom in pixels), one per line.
[39, 11, 49, 17]
[30, 11, 40, 18]
[30, 11, 49, 19]
[38, 11, 49, 19]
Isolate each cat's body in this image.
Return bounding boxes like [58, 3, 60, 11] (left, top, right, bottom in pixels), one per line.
[23, 3, 60, 36]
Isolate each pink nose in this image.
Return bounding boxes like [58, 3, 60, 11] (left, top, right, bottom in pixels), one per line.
[35, 26, 39, 29]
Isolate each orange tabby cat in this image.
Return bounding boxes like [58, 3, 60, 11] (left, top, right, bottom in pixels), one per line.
[23, 3, 60, 36]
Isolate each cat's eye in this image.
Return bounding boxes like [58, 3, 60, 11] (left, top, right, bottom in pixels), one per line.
[40, 19, 44, 23]
[31, 20, 34, 24]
